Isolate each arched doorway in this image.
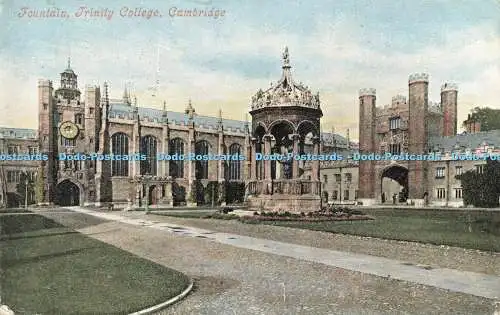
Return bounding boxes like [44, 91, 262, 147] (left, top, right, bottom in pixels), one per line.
[55, 180, 80, 206]
[381, 165, 408, 204]
[148, 185, 159, 205]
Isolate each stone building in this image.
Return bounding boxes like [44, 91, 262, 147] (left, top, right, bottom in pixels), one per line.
[1, 53, 499, 209]
[355, 73, 500, 207]
[0, 52, 349, 208]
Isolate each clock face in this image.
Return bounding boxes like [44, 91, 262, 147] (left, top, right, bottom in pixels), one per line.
[60, 121, 79, 139]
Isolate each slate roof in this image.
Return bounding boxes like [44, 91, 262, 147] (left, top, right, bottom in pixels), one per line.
[429, 129, 500, 151]
[0, 127, 37, 139]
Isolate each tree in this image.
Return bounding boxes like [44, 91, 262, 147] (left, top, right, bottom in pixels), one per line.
[35, 166, 45, 204]
[459, 159, 500, 207]
[463, 107, 500, 132]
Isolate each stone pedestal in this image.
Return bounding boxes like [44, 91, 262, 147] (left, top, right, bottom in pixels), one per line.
[158, 182, 174, 207]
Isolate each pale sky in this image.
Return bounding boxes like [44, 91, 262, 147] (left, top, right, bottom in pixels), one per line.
[0, 0, 499, 141]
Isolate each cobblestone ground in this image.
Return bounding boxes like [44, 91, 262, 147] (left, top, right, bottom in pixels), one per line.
[38, 210, 497, 315]
[136, 213, 500, 276]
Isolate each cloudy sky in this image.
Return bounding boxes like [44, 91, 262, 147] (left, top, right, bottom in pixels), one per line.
[0, 0, 499, 140]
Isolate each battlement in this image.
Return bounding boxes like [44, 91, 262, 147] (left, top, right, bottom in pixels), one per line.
[428, 101, 441, 113]
[391, 95, 407, 106]
[441, 82, 458, 92]
[359, 88, 376, 97]
[408, 73, 429, 84]
[37, 79, 52, 87]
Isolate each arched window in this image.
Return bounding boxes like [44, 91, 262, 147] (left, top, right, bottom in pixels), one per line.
[140, 135, 157, 175]
[111, 133, 129, 176]
[169, 138, 184, 178]
[195, 141, 210, 180]
[228, 143, 241, 180]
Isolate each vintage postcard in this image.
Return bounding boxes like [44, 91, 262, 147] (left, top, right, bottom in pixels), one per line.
[0, 0, 499, 314]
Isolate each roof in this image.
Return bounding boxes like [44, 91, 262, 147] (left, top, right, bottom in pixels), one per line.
[109, 103, 249, 133]
[429, 129, 500, 151]
[0, 127, 37, 139]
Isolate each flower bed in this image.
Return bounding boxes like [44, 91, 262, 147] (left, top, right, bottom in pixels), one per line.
[239, 207, 374, 222]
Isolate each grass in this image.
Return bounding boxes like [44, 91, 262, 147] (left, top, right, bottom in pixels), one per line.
[0, 214, 190, 315]
[249, 209, 500, 252]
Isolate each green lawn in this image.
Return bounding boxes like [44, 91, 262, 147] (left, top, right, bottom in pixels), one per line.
[251, 209, 500, 252]
[0, 214, 190, 315]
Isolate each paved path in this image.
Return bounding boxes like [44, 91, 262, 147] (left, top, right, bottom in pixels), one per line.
[66, 207, 500, 300]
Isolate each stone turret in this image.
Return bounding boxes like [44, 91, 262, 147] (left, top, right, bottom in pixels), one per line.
[408, 73, 429, 203]
[441, 82, 458, 137]
[358, 88, 376, 204]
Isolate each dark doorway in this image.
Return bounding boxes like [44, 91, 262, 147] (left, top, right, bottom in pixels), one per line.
[148, 185, 159, 205]
[381, 166, 409, 203]
[55, 180, 80, 206]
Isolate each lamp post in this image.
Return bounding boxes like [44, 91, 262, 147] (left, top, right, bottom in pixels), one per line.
[24, 171, 28, 209]
[144, 173, 152, 214]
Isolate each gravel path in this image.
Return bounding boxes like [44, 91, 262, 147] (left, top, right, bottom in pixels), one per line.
[139, 213, 500, 276]
[39, 210, 497, 315]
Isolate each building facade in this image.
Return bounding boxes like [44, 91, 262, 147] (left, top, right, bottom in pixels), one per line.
[1, 55, 499, 208]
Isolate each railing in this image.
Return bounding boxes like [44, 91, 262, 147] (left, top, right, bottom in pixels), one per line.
[247, 180, 321, 196]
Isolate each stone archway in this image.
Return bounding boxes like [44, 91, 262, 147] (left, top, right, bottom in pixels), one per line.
[380, 165, 408, 204]
[55, 180, 80, 206]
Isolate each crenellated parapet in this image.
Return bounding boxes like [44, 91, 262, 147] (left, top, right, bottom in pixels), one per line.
[441, 82, 458, 92]
[359, 88, 376, 97]
[391, 95, 406, 106]
[408, 73, 429, 84]
[428, 101, 442, 114]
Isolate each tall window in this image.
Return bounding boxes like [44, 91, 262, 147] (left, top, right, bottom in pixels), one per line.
[475, 164, 484, 174]
[335, 174, 341, 183]
[389, 117, 401, 130]
[28, 146, 38, 155]
[75, 114, 83, 125]
[169, 138, 184, 178]
[7, 146, 19, 154]
[111, 133, 129, 176]
[390, 143, 401, 155]
[455, 188, 463, 199]
[344, 190, 349, 200]
[455, 166, 463, 176]
[195, 140, 210, 179]
[435, 167, 445, 178]
[228, 143, 241, 180]
[345, 173, 352, 182]
[436, 188, 446, 199]
[332, 190, 338, 200]
[140, 135, 157, 175]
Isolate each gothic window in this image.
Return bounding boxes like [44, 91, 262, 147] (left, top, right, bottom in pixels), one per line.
[389, 117, 401, 130]
[111, 132, 129, 176]
[255, 141, 263, 179]
[169, 138, 184, 178]
[75, 114, 83, 125]
[228, 143, 241, 180]
[195, 140, 210, 179]
[140, 135, 157, 175]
